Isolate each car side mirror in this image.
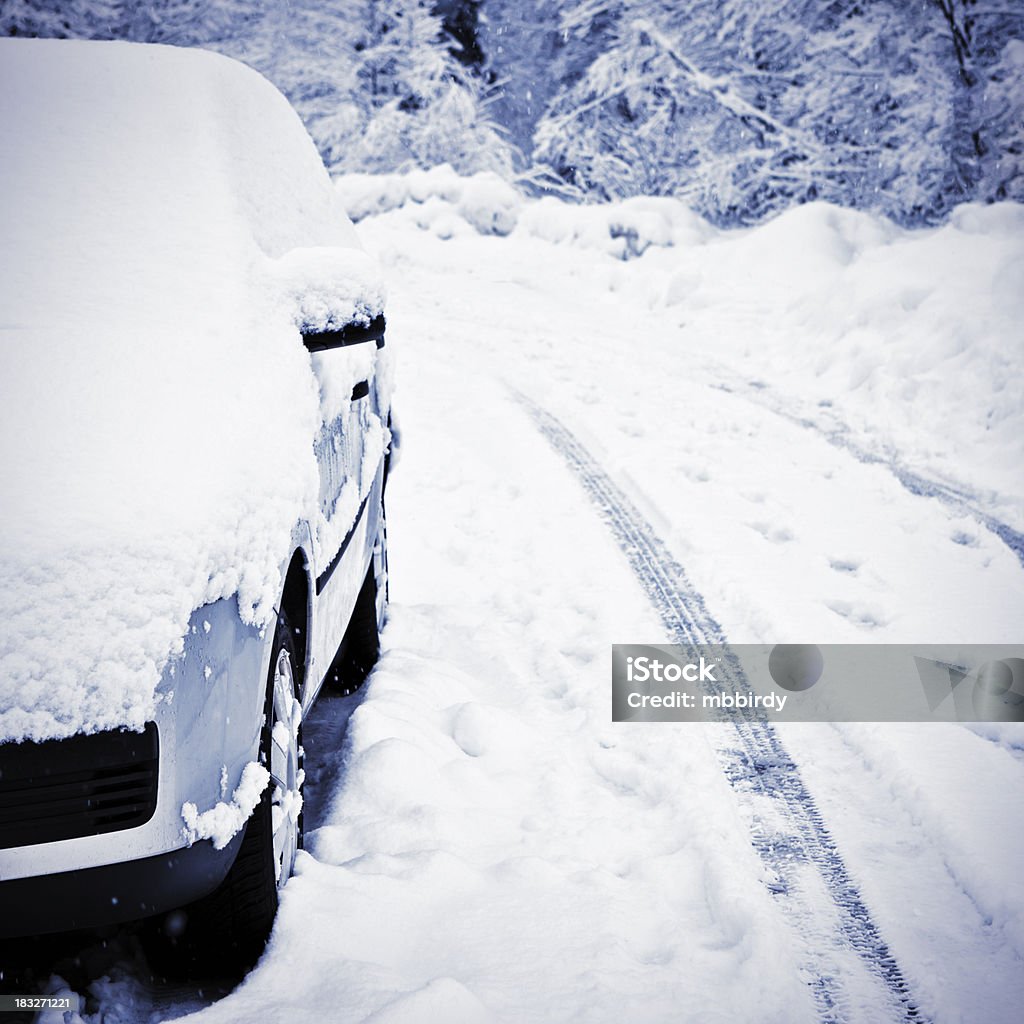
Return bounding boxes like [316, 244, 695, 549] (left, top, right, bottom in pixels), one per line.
[302, 313, 386, 353]
[270, 245, 386, 352]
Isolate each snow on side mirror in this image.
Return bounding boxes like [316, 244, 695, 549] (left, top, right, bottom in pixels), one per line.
[267, 245, 387, 351]
[301, 313, 386, 353]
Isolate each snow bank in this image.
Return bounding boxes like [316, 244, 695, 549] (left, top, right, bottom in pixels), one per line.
[340, 167, 1023, 514]
[335, 167, 712, 254]
[650, 200, 1024, 512]
[336, 165, 521, 236]
[520, 194, 715, 257]
[0, 39, 384, 742]
[836, 722, 1024, 957]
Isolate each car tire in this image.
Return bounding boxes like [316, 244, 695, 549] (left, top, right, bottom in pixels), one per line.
[145, 612, 303, 975]
[333, 498, 388, 693]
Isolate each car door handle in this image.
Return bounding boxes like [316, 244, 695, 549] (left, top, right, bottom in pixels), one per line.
[351, 380, 369, 401]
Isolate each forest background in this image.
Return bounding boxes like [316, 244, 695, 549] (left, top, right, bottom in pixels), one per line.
[3, 0, 1023, 225]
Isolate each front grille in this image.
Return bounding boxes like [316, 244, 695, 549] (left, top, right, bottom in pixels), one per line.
[0, 723, 159, 850]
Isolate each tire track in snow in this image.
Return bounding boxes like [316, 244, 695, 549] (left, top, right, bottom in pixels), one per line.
[710, 379, 1024, 569]
[512, 389, 928, 1024]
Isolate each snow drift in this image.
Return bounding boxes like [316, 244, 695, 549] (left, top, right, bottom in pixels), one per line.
[339, 168, 1024, 518]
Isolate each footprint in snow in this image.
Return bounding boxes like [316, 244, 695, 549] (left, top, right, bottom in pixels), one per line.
[748, 521, 795, 544]
[951, 529, 980, 548]
[825, 599, 887, 630]
[828, 558, 861, 575]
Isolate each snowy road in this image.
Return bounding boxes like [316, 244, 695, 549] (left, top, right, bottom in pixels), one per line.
[515, 392, 922, 1022]
[17, 189, 1024, 1023]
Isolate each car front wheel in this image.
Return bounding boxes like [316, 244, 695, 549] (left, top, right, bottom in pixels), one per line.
[216, 611, 303, 964]
[147, 612, 303, 974]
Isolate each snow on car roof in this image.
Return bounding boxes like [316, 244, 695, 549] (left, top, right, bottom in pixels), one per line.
[0, 39, 385, 743]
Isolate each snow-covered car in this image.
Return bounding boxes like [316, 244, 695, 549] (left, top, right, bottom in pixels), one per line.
[0, 39, 394, 964]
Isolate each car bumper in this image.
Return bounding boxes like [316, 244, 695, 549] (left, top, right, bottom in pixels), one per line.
[0, 829, 244, 938]
[0, 597, 271, 936]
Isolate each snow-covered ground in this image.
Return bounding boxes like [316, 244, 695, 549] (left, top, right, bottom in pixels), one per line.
[24, 175, 1024, 1023]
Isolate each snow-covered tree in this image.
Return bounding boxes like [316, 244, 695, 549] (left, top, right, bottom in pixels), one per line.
[3, 1, 1021, 218]
[1, 0, 116, 37]
[1, 0, 513, 176]
[975, 37, 1024, 201]
[434, 0, 485, 69]
[215, 1, 365, 171]
[119, 0, 258, 46]
[225, 0, 512, 176]
[475, 0, 568, 159]
[533, 0, 966, 223]
[930, 0, 1024, 203]
[270, 0, 514, 175]
[0, 0, 253, 45]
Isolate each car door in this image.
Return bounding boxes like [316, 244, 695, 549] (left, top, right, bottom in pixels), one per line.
[304, 319, 386, 694]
